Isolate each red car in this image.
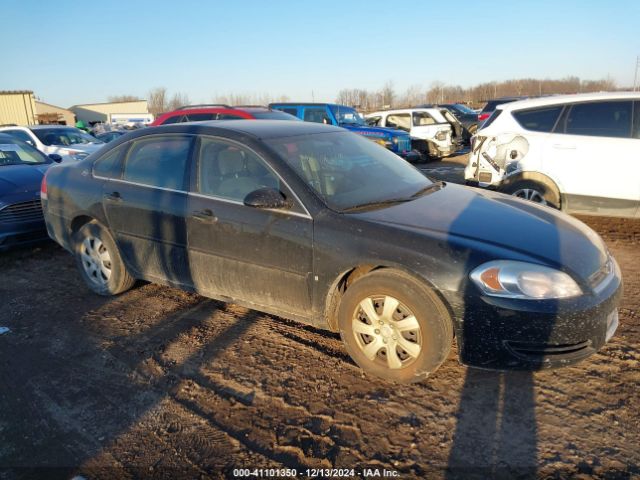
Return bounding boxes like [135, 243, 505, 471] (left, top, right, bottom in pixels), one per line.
[150, 104, 299, 126]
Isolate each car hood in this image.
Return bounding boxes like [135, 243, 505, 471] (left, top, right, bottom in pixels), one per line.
[342, 125, 410, 138]
[0, 164, 50, 197]
[350, 183, 607, 281]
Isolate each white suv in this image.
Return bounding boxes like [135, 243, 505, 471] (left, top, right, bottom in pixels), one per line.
[0, 125, 105, 163]
[464, 92, 640, 218]
[365, 108, 460, 160]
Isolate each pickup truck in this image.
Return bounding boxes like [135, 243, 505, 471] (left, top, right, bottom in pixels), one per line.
[269, 103, 420, 162]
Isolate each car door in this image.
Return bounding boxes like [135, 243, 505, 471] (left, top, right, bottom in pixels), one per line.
[186, 135, 314, 316]
[544, 100, 638, 217]
[101, 134, 195, 284]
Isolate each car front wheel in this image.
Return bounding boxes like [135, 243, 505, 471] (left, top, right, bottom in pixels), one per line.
[337, 269, 453, 383]
[73, 221, 135, 296]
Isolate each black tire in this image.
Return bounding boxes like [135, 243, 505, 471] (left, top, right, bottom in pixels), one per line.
[502, 179, 561, 209]
[337, 269, 453, 383]
[73, 221, 135, 296]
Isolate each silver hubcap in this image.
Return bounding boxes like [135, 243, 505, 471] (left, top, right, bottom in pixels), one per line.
[512, 188, 547, 205]
[352, 295, 422, 370]
[80, 236, 112, 285]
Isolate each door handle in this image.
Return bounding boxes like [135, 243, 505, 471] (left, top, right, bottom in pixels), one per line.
[552, 144, 576, 150]
[104, 191, 122, 202]
[191, 209, 217, 222]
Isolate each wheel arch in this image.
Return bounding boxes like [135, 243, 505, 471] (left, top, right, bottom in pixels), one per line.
[500, 171, 564, 207]
[323, 264, 455, 333]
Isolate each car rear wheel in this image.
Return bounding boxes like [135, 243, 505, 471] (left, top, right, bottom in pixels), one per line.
[73, 221, 135, 296]
[504, 180, 560, 209]
[337, 269, 453, 383]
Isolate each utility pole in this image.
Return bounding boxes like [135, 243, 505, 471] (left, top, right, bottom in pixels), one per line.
[634, 56, 640, 92]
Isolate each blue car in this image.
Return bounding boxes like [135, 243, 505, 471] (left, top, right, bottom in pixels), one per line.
[0, 133, 61, 250]
[269, 103, 420, 162]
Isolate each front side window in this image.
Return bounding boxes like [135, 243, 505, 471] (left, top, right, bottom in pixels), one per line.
[412, 112, 436, 126]
[513, 106, 563, 132]
[33, 128, 103, 146]
[634, 101, 640, 139]
[160, 115, 183, 125]
[563, 101, 632, 138]
[94, 144, 127, 178]
[123, 135, 193, 190]
[197, 137, 280, 202]
[386, 114, 411, 132]
[266, 131, 431, 211]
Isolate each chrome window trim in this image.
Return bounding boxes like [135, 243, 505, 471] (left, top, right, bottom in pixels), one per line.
[195, 134, 312, 218]
[92, 176, 312, 220]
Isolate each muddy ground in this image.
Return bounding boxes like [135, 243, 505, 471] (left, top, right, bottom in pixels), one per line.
[0, 155, 639, 479]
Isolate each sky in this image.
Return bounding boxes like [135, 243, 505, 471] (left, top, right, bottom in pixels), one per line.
[2, 0, 639, 107]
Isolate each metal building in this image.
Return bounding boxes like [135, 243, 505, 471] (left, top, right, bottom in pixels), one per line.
[69, 100, 153, 125]
[0, 91, 37, 125]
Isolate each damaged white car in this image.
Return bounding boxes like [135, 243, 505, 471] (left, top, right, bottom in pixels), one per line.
[464, 92, 640, 218]
[366, 108, 462, 161]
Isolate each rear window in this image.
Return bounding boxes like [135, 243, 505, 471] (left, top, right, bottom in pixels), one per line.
[481, 109, 502, 129]
[513, 106, 563, 132]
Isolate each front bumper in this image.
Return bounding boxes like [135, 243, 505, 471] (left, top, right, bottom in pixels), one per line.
[444, 260, 623, 370]
[0, 226, 49, 250]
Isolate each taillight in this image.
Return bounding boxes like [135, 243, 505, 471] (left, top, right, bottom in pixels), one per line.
[41, 173, 48, 201]
[478, 113, 490, 122]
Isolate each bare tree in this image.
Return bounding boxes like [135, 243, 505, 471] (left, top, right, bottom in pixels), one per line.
[147, 87, 167, 115]
[167, 92, 190, 111]
[107, 95, 140, 103]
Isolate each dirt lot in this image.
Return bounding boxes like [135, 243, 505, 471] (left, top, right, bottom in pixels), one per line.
[1, 158, 639, 479]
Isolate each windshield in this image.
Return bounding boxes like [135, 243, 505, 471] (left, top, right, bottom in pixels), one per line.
[0, 140, 49, 166]
[33, 128, 104, 146]
[266, 131, 432, 211]
[453, 104, 477, 115]
[329, 105, 367, 126]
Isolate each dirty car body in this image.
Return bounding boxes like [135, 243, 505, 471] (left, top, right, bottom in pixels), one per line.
[42, 121, 622, 377]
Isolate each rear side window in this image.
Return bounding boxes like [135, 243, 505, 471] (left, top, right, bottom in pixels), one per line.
[481, 109, 502, 129]
[412, 112, 436, 126]
[94, 144, 126, 178]
[279, 107, 298, 116]
[513, 106, 563, 132]
[563, 101, 632, 138]
[185, 113, 217, 121]
[303, 107, 331, 123]
[123, 135, 193, 190]
[217, 114, 246, 120]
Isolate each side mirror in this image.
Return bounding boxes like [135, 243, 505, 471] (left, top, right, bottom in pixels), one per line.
[243, 188, 292, 210]
[49, 153, 63, 163]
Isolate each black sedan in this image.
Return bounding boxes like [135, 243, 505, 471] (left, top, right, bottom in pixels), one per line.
[41, 121, 621, 382]
[0, 133, 61, 250]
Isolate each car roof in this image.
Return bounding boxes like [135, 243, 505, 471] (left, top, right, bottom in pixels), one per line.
[366, 108, 442, 115]
[497, 91, 640, 112]
[145, 119, 342, 139]
[28, 125, 79, 130]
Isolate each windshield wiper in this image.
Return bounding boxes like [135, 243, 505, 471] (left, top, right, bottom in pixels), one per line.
[409, 181, 445, 198]
[342, 197, 413, 213]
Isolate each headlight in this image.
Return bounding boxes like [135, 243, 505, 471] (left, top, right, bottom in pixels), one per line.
[436, 131, 447, 141]
[470, 260, 582, 299]
[373, 138, 393, 149]
[392, 137, 399, 144]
